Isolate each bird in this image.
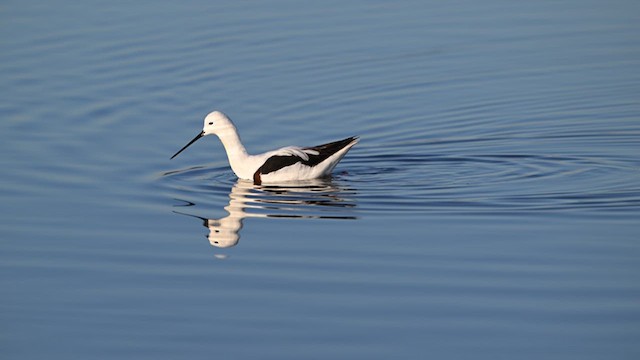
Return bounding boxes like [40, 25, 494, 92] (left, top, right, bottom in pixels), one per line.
[171, 111, 358, 185]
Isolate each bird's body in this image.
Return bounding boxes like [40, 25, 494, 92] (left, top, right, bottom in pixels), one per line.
[171, 111, 358, 184]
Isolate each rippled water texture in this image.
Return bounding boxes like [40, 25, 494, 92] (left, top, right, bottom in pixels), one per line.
[2, 1, 640, 359]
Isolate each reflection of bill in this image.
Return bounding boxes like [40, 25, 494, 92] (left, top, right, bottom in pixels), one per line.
[174, 179, 357, 249]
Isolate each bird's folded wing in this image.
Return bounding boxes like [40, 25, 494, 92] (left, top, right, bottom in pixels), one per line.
[272, 146, 319, 161]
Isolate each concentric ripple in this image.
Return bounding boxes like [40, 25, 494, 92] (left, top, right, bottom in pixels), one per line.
[338, 145, 640, 216]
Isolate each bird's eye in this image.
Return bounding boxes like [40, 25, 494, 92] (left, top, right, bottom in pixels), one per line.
[209, 122, 213, 125]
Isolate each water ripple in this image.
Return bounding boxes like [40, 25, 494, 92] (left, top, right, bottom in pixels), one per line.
[340, 145, 639, 215]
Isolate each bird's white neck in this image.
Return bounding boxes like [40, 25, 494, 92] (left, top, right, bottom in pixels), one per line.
[215, 125, 251, 178]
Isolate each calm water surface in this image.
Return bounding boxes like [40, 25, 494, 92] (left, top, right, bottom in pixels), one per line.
[2, 1, 640, 359]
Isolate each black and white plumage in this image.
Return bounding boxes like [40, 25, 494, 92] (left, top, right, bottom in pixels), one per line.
[253, 136, 359, 184]
[171, 111, 358, 184]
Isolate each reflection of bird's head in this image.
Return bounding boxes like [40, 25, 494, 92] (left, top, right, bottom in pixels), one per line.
[204, 218, 242, 248]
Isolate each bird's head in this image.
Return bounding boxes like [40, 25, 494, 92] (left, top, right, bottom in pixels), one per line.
[202, 110, 233, 136]
[171, 110, 234, 159]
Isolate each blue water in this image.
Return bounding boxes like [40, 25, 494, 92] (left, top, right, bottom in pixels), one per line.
[2, 1, 640, 359]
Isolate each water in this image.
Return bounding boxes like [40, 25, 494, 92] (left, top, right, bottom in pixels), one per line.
[2, 1, 640, 359]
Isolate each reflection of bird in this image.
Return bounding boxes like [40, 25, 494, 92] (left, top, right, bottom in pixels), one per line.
[171, 111, 358, 184]
[174, 179, 357, 249]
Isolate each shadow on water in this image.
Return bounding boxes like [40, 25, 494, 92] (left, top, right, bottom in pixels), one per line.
[168, 177, 357, 250]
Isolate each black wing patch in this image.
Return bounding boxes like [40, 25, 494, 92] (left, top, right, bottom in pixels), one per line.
[257, 136, 358, 176]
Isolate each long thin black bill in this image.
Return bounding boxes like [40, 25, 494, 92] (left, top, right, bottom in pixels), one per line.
[171, 131, 204, 159]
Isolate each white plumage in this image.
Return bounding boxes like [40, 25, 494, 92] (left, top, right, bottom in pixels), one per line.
[171, 111, 358, 184]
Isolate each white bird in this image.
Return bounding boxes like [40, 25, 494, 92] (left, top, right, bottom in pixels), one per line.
[171, 111, 358, 184]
